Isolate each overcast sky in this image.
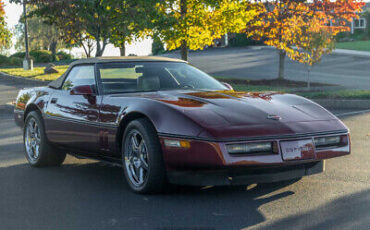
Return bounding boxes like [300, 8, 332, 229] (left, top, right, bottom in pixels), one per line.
[3, 0, 369, 56]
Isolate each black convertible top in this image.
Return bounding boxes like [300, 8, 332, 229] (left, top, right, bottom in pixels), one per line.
[48, 56, 186, 89]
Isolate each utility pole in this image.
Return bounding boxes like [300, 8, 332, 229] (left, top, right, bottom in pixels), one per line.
[23, 0, 33, 70]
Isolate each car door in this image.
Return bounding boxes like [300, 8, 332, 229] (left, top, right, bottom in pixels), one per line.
[44, 65, 102, 153]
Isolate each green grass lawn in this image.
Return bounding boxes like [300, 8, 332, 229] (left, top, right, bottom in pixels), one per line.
[0, 66, 68, 81]
[336, 41, 370, 52]
[0, 66, 141, 81]
[231, 83, 370, 99]
[0, 66, 369, 99]
[296, 90, 370, 99]
[231, 84, 289, 92]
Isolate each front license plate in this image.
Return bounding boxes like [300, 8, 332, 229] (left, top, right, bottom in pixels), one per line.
[280, 139, 315, 161]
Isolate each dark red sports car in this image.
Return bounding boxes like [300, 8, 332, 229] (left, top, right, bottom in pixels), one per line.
[14, 57, 350, 193]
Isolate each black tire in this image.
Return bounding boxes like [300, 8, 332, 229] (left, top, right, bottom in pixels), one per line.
[122, 118, 167, 194]
[24, 111, 66, 167]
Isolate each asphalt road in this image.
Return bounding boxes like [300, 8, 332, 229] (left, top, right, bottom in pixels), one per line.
[164, 47, 370, 90]
[0, 77, 369, 230]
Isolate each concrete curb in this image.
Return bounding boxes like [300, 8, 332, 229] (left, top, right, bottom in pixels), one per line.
[332, 49, 370, 58]
[313, 99, 370, 110]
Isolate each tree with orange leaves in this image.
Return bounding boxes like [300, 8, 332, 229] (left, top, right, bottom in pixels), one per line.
[247, 0, 365, 80]
[0, 0, 12, 51]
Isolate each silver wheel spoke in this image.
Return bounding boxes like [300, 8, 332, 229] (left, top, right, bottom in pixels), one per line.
[34, 145, 40, 158]
[124, 130, 149, 187]
[131, 165, 139, 182]
[139, 143, 149, 170]
[131, 134, 139, 152]
[27, 122, 34, 136]
[138, 168, 144, 184]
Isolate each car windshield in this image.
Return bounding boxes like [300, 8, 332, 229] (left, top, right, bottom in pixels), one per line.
[97, 62, 227, 94]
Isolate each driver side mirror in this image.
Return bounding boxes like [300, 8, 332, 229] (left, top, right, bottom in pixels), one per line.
[70, 85, 95, 96]
[222, 82, 234, 91]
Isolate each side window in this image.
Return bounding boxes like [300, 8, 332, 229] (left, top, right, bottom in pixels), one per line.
[100, 67, 141, 80]
[62, 65, 96, 91]
[99, 66, 142, 94]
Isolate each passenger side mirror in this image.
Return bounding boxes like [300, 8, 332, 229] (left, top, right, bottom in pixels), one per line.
[70, 85, 95, 96]
[222, 82, 234, 91]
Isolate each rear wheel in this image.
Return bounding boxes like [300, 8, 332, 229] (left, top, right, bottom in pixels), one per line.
[122, 118, 167, 194]
[24, 111, 66, 167]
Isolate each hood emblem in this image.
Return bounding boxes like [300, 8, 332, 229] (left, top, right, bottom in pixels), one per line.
[267, 114, 281, 121]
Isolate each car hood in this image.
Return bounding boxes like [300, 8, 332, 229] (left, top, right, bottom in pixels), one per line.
[148, 90, 347, 140]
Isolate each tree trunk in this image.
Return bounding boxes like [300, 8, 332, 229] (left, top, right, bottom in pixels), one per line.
[95, 38, 103, 57]
[96, 45, 106, 57]
[180, 40, 188, 61]
[278, 50, 286, 80]
[120, 43, 126, 56]
[180, 0, 188, 61]
[81, 43, 90, 58]
[50, 41, 57, 61]
[307, 65, 311, 91]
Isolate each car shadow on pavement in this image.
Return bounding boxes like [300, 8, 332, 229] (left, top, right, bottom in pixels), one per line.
[1, 162, 369, 230]
[253, 188, 370, 230]
[0, 162, 296, 230]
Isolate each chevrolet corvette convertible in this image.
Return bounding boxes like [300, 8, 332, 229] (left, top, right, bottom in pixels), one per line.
[14, 57, 350, 193]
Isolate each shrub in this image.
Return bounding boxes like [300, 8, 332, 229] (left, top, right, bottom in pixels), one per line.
[10, 51, 35, 62]
[30, 50, 53, 63]
[10, 50, 53, 63]
[38, 53, 53, 63]
[10, 51, 26, 59]
[229, 33, 264, 47]
[56, 51, 72, 60]
[9, 57, 23, 66]
[0, 55, 10, 66]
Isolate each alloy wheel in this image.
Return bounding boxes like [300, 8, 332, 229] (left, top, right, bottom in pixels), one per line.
[124, 130, 149, 187]
[25, 118, 41, 161]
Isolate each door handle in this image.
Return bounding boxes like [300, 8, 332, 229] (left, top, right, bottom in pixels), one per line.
[50, 98, 58, 104]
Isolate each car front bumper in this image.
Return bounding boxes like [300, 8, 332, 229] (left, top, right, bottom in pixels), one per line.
[159, 132, 350, 185]
[167, 161, 324, 186]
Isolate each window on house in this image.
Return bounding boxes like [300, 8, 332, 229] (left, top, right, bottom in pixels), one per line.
[354, 18, 366, 29]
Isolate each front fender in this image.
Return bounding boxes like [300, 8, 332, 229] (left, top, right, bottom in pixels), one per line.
[14, 87, 52, 127]
[116, 98, 205, 138]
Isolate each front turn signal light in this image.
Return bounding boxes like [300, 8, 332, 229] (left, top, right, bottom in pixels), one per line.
[164, 139, 191, 148]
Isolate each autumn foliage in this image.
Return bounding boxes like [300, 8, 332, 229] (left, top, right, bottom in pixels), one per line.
[0, 0, 12, 50]
[154, 0, 263, 60]
[248, 0, 365, 79]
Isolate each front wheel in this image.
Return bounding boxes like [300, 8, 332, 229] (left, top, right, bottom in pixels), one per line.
[24, 111, 66, 167]
[122, 118, 167, 194]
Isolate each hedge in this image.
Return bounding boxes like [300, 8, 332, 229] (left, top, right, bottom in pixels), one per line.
[0, 55, 10, 66]
[56, 51, 72, 60]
